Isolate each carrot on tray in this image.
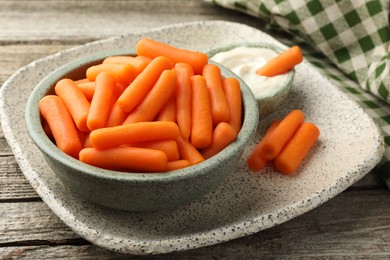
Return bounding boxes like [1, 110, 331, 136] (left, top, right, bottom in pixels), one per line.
[222, 77, 242, 134]
[201, 122, 237, 160]
[90, 121, 180, 149]
[87, 71, 116, 131]
[136, 38, 208, 75]
[190, 75, 213, 149]
[86, 63, 137, 85]
[274, 122, 320, 174]
[256, 45, 303, 77]
[202, 64, 230, 125]
[123, 69, 176, 124]
[247, 120, 281, 172]
[259, 109, 304, 160]
[174, 63, 193, 140]
[117, 56, 173, 113]
[54, 78, 91, 132]
[39, 95, 82, 158]
[79, 146, 168, 172]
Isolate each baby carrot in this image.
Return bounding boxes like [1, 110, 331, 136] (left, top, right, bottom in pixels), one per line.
[105, 102, 128, 127]
[39, 95, 82, 158]
[77, 81, 95, 101]
[136, 38, 208, 75]
[222, 77, 242, 134]
[247, 120, 281, 172]
[174, 63, 193, 140]
[87, 72, 116, 131]
[156, 93, 176, 122]
[86, 63, 137, 85]
[79, 146, 168, 172]
[201, 122, 237, 160]
[41, 117, 53, 140]
[90, 121, 180, 149]
[103, 55, 133, 63]
[256, 45, 303, 77]
[123, 69, 176, 124]
[259, 109, 304, 160]
[202, 64, 230, 125]
[103, 55, 151, 75]
[176, 134, 205, 165]
[190, 75, 213, 149]
[117, 56, 173, 112]
[130, 140, 180, 162]
[74, 78, 90, 84]
[274, 122, 320, 174]
[165, 160, 191, 171]
[54, 78, 91, 132]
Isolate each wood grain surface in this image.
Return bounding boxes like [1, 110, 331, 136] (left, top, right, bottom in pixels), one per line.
[1, 0, 390, 258]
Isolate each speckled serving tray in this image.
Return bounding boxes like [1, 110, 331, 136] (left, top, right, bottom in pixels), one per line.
[0, 21, 384, 255]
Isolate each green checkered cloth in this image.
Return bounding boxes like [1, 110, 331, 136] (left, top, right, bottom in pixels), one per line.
[206, 0, 390, 181]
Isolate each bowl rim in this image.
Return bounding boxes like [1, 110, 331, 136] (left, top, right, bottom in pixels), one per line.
[205, 41, 295, 100]
[25, 49, 259, 183]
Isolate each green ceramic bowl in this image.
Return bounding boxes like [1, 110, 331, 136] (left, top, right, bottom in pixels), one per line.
[25, 49, 259, 212]
[206, 42, 295, 119]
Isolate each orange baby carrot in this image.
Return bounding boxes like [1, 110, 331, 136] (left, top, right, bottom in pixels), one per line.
[130, 140, 180, 162]
[201, 122, 237, 160]
[39, 95, 82, 158]
[83, 133, 93, 148]
[105, 102, 129, 127]
[222, 77, 242, 134]
[74, 78, 90, 84]
[165, 160, 191, 171]
[86, 63, 137, 85]
[136, 38, 208, 75]
[41, 117, 53, 140]
[174, 63, 193, 140]
[77, 81, 95, 101]
[202, 64, 230, 125]
[156, 93, 176, 122]
[103, 55, 136, 64]
[176, 134, 205, 165]
[123, 69, 176, 124]
[256, 46, 303, 77]
[87, 72, 116, 131]
[90, 121, 180, 149]
[190, 75, 213, 149]
[274, 122, 320, 174]
[259, 109, 304, 160]
[79, 146, 168, 172]
[247, 120, 281, 172]
[54, 78, 91, 132]
[103, 55, 151, 75]
[117, 56, 173, 112]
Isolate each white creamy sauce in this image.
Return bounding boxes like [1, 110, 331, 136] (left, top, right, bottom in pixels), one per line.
[210, 46, 288, 98]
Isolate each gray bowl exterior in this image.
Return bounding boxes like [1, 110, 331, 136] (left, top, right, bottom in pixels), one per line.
[206, 42, 295, 119]
[25, 50, 259, 211]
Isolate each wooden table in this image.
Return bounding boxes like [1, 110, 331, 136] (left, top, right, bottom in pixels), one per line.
[1, 1, 390, 258]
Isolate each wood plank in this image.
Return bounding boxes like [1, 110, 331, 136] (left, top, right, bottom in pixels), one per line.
[0, 156, 38, 200]
[1, 190, 390, 258]
[0, 0, 264, 42]
[0, 44, 78, 84]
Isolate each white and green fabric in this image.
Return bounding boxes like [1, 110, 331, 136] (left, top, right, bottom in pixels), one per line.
[206, 0, 390, 181]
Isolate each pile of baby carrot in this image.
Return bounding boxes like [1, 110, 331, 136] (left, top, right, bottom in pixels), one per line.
[39, 38, 243, 173]
[247, 109, 320, 174]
